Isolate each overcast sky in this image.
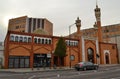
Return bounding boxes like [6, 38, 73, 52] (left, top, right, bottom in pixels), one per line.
[0, 0, 120, 41]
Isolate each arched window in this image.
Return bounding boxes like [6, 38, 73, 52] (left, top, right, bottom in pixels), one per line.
[45, 39, 48, 44]
[42, 38, 44, 44]
[87, 48, 94, 63]
[24, 37, 27, 42]
[28, 37, 31, 42]
[105, 53, 110, 64]
[19, 36, 23, 42]
[34, 38, 37, 43]
[38, 38, 41, 44]
[49, 39, 51, 44]
[15, 36, 19, 42]
[10, 35, 14, 41]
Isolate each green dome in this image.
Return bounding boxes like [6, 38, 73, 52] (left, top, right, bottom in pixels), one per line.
[33, 29, 48, 35]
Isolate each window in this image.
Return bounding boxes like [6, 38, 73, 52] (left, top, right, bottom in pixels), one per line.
[15, 36, 19, 42]
[16, 26, 19, 29]
[24, 37, 27, 42]
[49, 39, 51, 44]
[45, 39, 48, 44]
[19, 37, 23, 42]
[70, 55, 75, 61]
[42, 39, 44, 44]
[28, 37, 31, 42]
[38, 38, 41, 44]
[10, 36, 14, 41]
[8, 56, 30, 68]
[34, 38, 37, 43]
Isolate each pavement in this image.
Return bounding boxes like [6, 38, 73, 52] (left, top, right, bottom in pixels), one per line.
[0, 64, 119, 73]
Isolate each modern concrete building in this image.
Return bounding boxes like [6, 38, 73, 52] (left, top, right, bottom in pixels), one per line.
[8, 16, 53, 35]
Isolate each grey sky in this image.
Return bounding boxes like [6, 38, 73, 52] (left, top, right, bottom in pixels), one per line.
[0, 0, 120, 41]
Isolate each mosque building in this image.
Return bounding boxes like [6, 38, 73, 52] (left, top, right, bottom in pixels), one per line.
[4, 4, 118, 68]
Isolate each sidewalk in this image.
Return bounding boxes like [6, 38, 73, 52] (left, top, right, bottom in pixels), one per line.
[0, 67, 73, 73]
[0, 64, 119, 73]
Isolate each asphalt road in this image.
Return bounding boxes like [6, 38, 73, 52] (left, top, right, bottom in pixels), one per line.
[0, 65, 120, 79]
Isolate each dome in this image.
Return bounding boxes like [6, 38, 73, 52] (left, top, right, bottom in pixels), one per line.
[33, 29, 49, 35]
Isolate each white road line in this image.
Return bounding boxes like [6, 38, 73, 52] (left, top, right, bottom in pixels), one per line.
[111, 77, 120, 79]
[0, 74, 24, 77]
[28, 75, 36, 79]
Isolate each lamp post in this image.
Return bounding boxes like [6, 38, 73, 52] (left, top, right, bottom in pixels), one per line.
[68, 17, 81, 68]
[69, 23, 76, 68]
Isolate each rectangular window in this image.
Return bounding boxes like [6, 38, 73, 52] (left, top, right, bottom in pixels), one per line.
[42, 19, 44, 29]
[33, 19, 36, 31]
[37, 19, 40, 28]
[8, 56, 30, 68]
[8, 58, 14, 68]
[28, 18, 32, 33]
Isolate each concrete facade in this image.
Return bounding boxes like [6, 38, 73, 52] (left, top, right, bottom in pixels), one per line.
[8, 16, 53, 35]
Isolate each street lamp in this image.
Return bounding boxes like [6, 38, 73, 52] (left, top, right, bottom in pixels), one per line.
[69, 17, 81, 68]
[69, 23, 76, 68]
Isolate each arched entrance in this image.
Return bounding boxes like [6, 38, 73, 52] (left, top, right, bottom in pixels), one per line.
[87, 48, 94, 63]
[105, 53, 110, 64]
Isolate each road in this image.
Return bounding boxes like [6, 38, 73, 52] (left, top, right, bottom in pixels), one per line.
[0, 65, 120, 79]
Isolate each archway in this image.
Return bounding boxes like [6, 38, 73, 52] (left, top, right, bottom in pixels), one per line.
[105, 53, 110, 64]
[87, 48, 94, 63]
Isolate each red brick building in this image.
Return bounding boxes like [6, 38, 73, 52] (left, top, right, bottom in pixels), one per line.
[4, 5, 118, 68]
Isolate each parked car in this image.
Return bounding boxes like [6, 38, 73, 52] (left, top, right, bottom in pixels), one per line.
[74, 61, 99, 71]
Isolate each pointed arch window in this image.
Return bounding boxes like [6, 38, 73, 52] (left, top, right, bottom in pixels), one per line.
[87, 48, 94, 63]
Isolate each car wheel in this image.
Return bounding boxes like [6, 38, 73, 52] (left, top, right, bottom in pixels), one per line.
[95, 67, 98, 70]
[83, 67, 86, 71]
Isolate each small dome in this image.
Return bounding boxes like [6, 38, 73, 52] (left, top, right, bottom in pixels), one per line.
[33, 29, 49, 35]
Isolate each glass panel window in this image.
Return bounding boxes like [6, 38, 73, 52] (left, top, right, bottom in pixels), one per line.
[25, 58, 29, 67]
[14, 58, 19, 68]
[8, 56, 30, 68]
[20, 59, 24, 68]
[8, 58, 14, 68]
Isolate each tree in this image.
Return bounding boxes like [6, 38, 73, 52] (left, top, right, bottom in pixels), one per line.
[54, 37, 67, 66]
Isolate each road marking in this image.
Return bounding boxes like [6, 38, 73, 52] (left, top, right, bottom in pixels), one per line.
[111, 77, 120, 79]
[0, 74, 24, 77]
[28, 75, 36, 79]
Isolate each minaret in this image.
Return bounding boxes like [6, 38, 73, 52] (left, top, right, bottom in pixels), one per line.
[94, 2, 103, 42]
[75, 17, 81, 35]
